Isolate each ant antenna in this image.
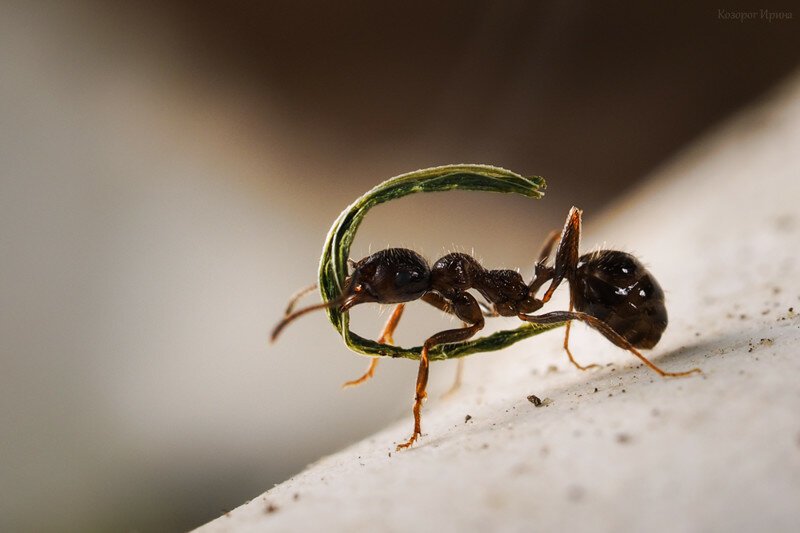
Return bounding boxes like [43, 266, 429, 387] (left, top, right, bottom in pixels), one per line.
[270, 294, 347, 343]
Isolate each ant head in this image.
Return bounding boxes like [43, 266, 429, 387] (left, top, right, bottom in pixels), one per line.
[342, 248, 431, 310]
[270, 248, 430, 342]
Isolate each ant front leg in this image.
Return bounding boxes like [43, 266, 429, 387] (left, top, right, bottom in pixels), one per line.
[518, 310, 701, 377]
[342, 304, 405, 388]
[397, 292, 484, 450]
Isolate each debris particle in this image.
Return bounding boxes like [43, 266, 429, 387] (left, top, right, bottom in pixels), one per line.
[593, 387, 598, 393]
[547, 365, 558, 374]
[616, 433, 631, 444]
[622, 389, 626, 393]
[527, 395, 553, 407]
[481, 443, 489, 450]
[740, 314, 748, 320]
[465, 414, 473, 423]
[293, 493, 300, 501]
[749, 338, 774, 352]
[266, 503, 279, 514]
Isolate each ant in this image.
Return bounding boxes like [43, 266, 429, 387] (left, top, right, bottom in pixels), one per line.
[271, 207, 700, 450]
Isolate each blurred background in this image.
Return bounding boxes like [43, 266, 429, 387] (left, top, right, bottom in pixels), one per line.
[1, 1, 798, 531]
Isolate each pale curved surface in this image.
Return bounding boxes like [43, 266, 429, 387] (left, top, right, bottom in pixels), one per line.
[196, 73, 800, 533]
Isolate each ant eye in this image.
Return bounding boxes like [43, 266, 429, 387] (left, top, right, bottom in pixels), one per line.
[395, 269, 424, 287]
[395, 270, 414, 286]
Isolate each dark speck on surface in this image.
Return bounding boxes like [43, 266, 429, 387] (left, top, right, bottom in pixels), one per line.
[266, 503, 279, 514]
[616, 433, 632, 444]
[527, 394, 543, 406]
[465, 414, 473, 423]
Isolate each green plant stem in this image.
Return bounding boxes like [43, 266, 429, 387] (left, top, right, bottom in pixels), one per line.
[318, 164, 564, 361]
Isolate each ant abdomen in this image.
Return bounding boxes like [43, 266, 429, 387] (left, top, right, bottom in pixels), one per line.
[572, 250, 668, 349]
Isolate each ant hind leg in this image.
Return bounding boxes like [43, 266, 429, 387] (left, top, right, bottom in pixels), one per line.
[518, 310, 701, 377]
[342, 304, 405, 388]
[562, 300, 600, 371]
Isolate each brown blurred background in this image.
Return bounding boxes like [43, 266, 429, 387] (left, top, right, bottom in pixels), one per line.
[1, 1, 798, 531]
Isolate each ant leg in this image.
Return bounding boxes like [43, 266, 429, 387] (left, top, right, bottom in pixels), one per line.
[562, 298, 600, 371]
[537, 229, 561, 265]
[342, 304, 405, 388]
[518, 310, 701, 377]
[423, 292, 496, 318]
[529, 229, 559, 296]
[542, 207, 582, 303]
[477, 299, 499, 317]
[440, 358, 465, 399]
[283, 283, 318, 316]
[397, 293, 484, 450]
[421, 292, 452, 314]
[421, 294, 490, 398]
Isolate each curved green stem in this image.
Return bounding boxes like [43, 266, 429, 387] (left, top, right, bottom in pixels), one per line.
[318, 164, 564, 361]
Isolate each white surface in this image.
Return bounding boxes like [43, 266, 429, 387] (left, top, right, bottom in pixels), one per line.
[196, 74, 800, 533]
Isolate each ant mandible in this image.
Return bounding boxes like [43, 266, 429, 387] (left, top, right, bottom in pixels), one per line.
[271, 207, 701, 450]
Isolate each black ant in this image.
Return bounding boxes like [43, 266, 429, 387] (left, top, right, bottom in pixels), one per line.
[272, 207, 700, 450]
